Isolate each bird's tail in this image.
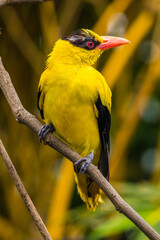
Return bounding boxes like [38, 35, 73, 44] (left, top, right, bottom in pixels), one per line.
[74, 172, 103, 211]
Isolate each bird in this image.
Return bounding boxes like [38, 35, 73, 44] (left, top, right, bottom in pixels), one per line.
[37, 29, 129, 210]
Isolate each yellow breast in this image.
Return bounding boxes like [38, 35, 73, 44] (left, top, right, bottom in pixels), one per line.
[43, 66, 100, 157]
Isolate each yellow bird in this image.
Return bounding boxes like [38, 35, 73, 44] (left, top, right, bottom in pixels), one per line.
[37, 29, 129, 210]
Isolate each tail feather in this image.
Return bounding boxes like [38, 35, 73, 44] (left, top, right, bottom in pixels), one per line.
[74, 172, 103, 211]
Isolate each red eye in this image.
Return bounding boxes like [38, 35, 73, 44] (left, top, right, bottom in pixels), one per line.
[87, 41, 94, 49]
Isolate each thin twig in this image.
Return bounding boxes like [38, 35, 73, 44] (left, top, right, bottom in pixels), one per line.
[0, 58, 160, 240]
[0, 0, 53, 8]
[0, 139, 52, 240]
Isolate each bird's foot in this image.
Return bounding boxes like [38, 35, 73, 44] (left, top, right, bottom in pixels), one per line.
[38, 123, 55, 142]
[74, 151, 94, 174]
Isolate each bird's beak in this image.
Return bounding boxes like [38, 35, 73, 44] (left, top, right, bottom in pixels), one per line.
[98, 36, 130, 50]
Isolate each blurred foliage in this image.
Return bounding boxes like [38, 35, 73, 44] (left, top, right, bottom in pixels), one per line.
[0, 0, 160, 239]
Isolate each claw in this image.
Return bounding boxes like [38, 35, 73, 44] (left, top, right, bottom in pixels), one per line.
[38, 123, 55, 142]
[74, 151, 94, 174]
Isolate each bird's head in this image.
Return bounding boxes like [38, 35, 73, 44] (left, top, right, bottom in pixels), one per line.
[48, 29, 130, 67]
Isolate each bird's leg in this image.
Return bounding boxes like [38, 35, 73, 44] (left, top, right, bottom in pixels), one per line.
[38, 123, 55, 142]
[74, 151, 94, 174]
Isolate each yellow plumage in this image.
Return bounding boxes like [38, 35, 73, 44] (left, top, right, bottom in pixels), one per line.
[37, 29, 128, 210]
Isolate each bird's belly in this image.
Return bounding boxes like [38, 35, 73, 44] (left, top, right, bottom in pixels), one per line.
[44, 90, 100, 158]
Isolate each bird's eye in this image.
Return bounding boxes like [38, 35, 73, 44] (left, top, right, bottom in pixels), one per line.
[87, 41, 94, 49]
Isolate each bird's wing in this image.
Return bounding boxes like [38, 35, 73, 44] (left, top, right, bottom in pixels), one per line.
[94, 94, 111, 180]
[37, 75, 46, 120]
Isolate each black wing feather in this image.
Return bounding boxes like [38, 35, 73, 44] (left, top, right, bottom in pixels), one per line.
[37, 87, 44, 119]
[95, 94, 111, 180]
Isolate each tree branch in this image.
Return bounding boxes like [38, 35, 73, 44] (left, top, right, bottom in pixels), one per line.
[0, 139, 53, 240]
[0, 0, 53, 8]
[0, 58, 160, 240]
